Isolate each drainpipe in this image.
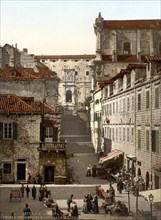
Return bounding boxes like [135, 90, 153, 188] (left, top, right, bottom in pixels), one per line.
[150, 73, 153, 189]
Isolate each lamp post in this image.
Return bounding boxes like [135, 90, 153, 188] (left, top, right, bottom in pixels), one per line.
[135, 182, 139, 213]
[127, 183, 131, 213]
[148, 193, 154, 220]
[135, 178, 141, 213]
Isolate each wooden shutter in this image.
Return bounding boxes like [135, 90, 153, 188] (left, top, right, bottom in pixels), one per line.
[151, 130, 156, 152]
[53, 127, 58, 142]
[0, 122, 3, 139]
[13, 122, 18, 140]
[40, 123, 45, 142]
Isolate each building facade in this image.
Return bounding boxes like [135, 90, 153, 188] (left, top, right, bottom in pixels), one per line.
[0, 66, 60, 108]
[35, 55, 95, 110]
[90, 13, 161, 189]
[0, 94, 67, 184]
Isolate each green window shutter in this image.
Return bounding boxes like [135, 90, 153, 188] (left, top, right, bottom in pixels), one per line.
[156, 131, 159, 153]
[0, 122, 3, 139]
[13, 122, 18, 140]
[138, 130, 141, 148]
[151, 130, 156, 152]
[146, 130, 150, 150]
[53, 127, 58, 142]
[40, 123, 45, 142]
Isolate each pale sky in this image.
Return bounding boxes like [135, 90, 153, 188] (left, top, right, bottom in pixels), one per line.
[0, 0, 160, 55]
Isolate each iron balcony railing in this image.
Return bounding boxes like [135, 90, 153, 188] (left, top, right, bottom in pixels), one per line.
[38, 142, 67, 151]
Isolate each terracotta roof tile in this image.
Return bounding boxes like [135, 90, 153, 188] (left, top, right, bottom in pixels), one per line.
[102, 54, 139, 62]
[35, 54, 96, 60]
[103, 20, 161, 29]
[127, 63, 146, 69]
[0, 94, 37, 113]
[0, 67, 59, 81]
[0, 67, 39, 80]
[0, 95, 61, 115]
[20, 97, 61, 114]
[144, 56, 161, 62]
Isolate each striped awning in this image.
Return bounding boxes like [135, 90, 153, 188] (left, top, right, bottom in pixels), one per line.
[140, 189, 161, 204]
[99, 150, 123, 164]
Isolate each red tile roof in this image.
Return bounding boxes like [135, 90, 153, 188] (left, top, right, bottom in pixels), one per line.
[35, 54, 96, 60]
[0, 94, 61, 114]
[0, 67, 59, 80]
[20, 97, 61, 114]
[102, 54, 140, 62]
[144, 56, 161, 62]
[0, 67, 39, 80]
[103, 20, 161, 29]
[0, 94, 37, 113]
[127, 63, 146, 70]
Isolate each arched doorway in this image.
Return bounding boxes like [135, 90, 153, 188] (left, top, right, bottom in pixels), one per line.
[66, 89, 72, 102]
[138, 167, 141, 177]
[146, 171, 150, 190]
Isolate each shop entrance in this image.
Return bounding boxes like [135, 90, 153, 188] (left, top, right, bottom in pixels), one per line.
[44, 166, 54, 183]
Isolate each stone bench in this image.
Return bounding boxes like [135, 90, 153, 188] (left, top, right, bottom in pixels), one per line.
[10, 189, 21, 202]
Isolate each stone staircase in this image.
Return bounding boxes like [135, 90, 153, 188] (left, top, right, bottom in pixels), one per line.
[60, 109, 91, 143]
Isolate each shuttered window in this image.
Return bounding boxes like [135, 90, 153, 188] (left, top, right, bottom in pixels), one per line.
[152, 130, 159, 153]
[0, 122, 17, 140]
[146, 90, 150, 109]
[3, 163, 11, 174]
[146, 130, 150, 150]
[138, 130, 141, 148]
[155, 87, 159, 108]
[138, 93, 141, 110]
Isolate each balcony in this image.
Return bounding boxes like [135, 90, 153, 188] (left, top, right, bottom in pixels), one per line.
[38, 142, 67, 152]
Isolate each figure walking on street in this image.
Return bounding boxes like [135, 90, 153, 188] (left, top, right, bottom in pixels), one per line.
[23, 204, 32, 220]
[66, 194, 74, 212]
[20, 184, 25, 198]
[26, 185, 30, 198]
[32, 185, 37, 200]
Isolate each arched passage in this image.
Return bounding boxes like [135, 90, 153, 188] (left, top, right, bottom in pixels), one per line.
[66, 89, 72, 103]
[138, 167, 141, 177]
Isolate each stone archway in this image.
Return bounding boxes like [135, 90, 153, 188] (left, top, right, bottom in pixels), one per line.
[66, 89, 72, 103]
[138, 167, 141, 177]
[146, 171, 150, 190]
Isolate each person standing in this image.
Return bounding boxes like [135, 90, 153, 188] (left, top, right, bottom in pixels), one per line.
[109, 183, 115, 202]
[23, 203, 32, 220]
[86, 165, 91, 177]
[32, 185, 37, 200]
[26, 185, 30, 198]
[20, 184, 25, 198]
[66, 194, 73, 212]
[117, 178, 124, 194]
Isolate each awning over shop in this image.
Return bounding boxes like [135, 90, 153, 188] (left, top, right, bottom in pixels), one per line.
[140, 189, 161, 204]
[126, 154, 136, 161]
[99, 150, 123, 164]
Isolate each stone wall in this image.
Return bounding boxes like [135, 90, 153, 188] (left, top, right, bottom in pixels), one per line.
[0, 79, 59, 108]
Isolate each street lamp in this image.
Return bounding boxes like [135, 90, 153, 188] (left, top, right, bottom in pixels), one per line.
[148, 193, 154, 220]
[135, 178, 141, 213]
[127, 183, 131, 213]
